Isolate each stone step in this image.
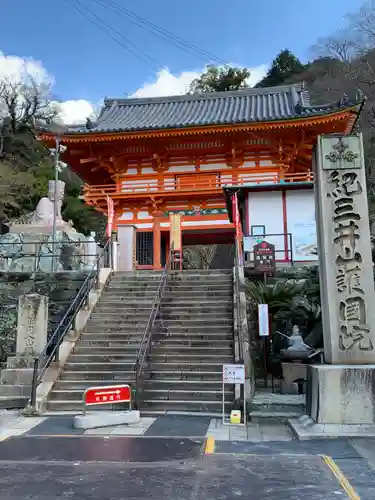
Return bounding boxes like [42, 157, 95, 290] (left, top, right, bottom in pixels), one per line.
[81, 332, 233, 342]
[146, 370, 223, 381]
[107, 283, 232, 291]
[80, 334, 144, 343]
[95, 301, 233, 311]
[0, 396, 29, 410]
[149, 354, 233, 362]
[0, 385, 32, 397]
[154, 331, 234, 339]
[68, 354, 137, 363]
[114, 270, 232, 276]
[74, 344, 232, 355]
[54, 380, 135, 390]
[89, 312, 233, 322]
[141, 399, 231, 413]
[74, 345, 140, 353]
[149, 362, 224, 371]
[142, 389, 233, 402]
[64, 362, 135, 371]
[46, 400, 133, 412]
[85, 322, 234, 333]
[142, 380, 224, 391]
[84, 325, 148, 333]
[59, 371, 135, 381]
[97, 295, 233, 306]
[110, 274, 232, 282]
[249, 393, 306, 419]
[151, 346, 233, 354]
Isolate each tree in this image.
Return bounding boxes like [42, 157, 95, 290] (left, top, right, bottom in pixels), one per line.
[0, 69, 105, 236]
[0, 75, 59, 133]
[189, 65, 250, 93]
[256, 49, 306, 88]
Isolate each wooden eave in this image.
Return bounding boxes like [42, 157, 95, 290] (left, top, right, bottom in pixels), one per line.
[38, 106, 360, 144]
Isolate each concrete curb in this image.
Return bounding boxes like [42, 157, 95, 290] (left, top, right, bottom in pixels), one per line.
[74, 410, 140, 430]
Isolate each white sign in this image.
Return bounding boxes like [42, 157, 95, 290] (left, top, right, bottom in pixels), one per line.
[258, 304, 269, 337]
[223, 364, 245, 384]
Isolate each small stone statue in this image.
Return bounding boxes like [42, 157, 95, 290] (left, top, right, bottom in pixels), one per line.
[286, 325, 312, 353]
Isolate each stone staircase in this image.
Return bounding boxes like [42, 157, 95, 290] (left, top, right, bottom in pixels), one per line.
[47, 269, 235, 414]
[141, 269, 235, 414]
[47, 272, 162, 412]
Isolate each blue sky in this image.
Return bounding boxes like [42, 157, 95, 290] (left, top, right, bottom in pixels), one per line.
[0, 0, 366, 120]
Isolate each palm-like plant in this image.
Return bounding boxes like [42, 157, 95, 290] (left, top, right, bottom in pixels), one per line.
[246, 280, 305, 316]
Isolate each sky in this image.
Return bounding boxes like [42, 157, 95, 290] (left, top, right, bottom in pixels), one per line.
[0, 0, 366, 124]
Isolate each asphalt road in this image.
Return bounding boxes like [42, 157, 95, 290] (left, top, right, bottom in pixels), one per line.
[0, 435, 372, 499]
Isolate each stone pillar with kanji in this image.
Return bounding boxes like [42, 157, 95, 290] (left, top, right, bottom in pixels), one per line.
[299, 133, 375, 431]
[314, 133, 375, 364]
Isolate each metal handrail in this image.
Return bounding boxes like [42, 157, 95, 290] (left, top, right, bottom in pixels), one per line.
[234, 239, 244, 364]
[29, 238, 111, 410]
[134, 244, 173, 409]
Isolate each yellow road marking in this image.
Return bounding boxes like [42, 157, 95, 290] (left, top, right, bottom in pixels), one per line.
[204, 437, 215, 455]
[322, 455, 360, 499]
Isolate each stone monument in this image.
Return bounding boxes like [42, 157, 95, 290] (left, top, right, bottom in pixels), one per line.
[290, 133, 375, 437]
[9, 180, 71, 234]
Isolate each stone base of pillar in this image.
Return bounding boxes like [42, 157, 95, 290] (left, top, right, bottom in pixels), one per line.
[288, 364, 375, 439]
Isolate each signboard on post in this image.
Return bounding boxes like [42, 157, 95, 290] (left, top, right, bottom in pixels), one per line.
[222, 364, 246, 427]
[223, 364, 245, 384]
[83, 384, 131, 415]
[258, 304, 269, 337]
[253, 241, 276, 273]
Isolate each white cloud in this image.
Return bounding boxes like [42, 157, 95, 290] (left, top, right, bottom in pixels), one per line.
[0, 50, 270, 126]
[0, 51, 93, 125]
[131, 64, 269, 98]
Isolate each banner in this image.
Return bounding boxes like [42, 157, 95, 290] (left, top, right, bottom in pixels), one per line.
[106, 195, 114, 237]
[232, 192, 243, 265]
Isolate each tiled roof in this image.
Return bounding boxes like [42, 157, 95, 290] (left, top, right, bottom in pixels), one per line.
[66, 83, 361, 134]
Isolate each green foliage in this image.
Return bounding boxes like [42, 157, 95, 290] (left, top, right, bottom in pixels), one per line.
[189, 65, 250, 93]
[246, 272, 322, 341]
[246, 279, 305, 316]
[256, 49, 306, 88]
[0, 126, 105, 235]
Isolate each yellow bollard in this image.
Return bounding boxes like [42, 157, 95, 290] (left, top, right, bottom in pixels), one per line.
[230, 410, 241, 424]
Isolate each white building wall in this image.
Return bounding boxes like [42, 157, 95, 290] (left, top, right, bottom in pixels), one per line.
[244, 191, 285, 259]
[243, 188, 317, 262]
[286, 190, 317, 262]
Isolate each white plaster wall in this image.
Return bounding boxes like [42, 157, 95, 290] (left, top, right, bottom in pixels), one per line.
[117, 226, 135, 271]
[286, 189, 317, 262]
[118, 212, 133, 221]
[244, 191, 285, 259]
[168, 165, 196, 172]
[122, 179, 157, 192]
[239, 171, 278, 185]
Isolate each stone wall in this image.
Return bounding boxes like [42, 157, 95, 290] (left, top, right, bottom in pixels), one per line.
[0, 271, 90, 366]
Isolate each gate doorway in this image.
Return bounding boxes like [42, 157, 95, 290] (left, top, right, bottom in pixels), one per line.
[182, 230, 235, 270]
[136, 231, 153, 267]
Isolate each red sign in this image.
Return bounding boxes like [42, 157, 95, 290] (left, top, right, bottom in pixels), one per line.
[106, 195, 114, 237]
[84, 385, 131, 406]
[253, 241, 276, 273]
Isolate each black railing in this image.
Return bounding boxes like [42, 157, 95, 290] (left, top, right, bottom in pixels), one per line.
[28, 239, 111, 410]
[244, 232, 294, 265]
[134, 245, 173, 409]
[234, 239, 244, 364]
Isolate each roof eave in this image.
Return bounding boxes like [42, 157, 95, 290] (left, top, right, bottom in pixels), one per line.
[36, 105, 362, 143]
